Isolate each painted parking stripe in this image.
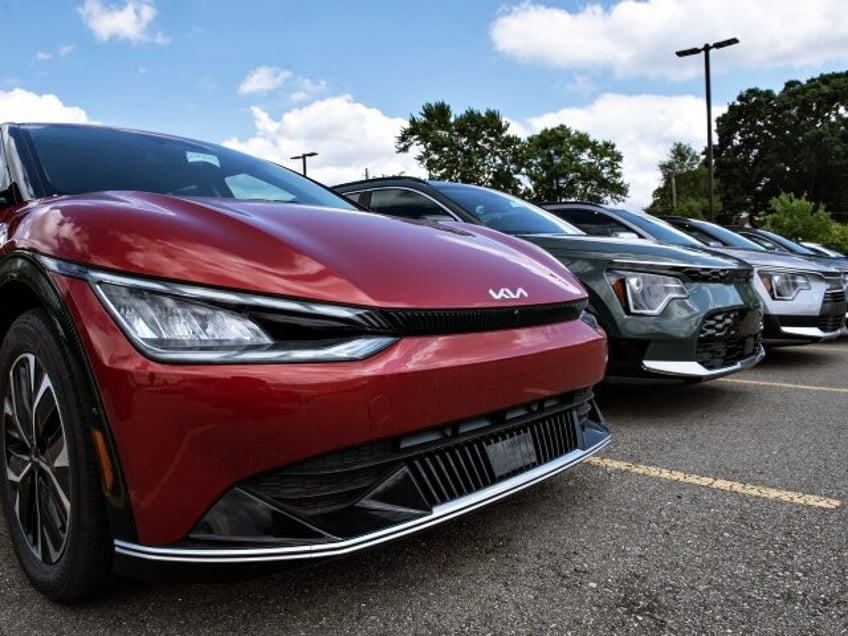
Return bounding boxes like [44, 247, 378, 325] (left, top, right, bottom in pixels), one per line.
[587, 457, 842, 509]
[718, 378, 848, 393]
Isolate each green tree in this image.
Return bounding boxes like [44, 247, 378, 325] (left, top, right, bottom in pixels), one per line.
[761, 192, 840, 245]
[522, 125, 628, 203]
[828, 223, 848, 253]
[645, 142, 711, 218]
[715, 72, 848, 220]
[396, 101, 524, 193]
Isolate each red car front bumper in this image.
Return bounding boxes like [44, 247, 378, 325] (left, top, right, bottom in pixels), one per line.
[55, 274, 608, 557]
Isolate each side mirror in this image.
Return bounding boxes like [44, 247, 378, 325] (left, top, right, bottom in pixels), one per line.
[612, 231, 640, 239]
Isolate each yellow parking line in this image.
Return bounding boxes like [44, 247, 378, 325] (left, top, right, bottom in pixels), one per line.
[587, 457, 842, 509]
[718, 378, 848, 393]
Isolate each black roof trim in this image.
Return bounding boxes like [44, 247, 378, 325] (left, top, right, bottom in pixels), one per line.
[333, 175, 429, 189]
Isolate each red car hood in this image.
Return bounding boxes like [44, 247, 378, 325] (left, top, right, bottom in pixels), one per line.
[13, 191, 586, 308]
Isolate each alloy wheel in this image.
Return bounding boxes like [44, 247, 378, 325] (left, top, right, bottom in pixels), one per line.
[2, 352, 71, 565]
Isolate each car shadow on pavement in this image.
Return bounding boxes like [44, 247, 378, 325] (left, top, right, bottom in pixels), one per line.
[594, 382, 752, 423]
[758, 345, 840, 369]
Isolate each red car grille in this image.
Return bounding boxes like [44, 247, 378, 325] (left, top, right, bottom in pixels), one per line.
[357, 300, 588, 336]
[241, 389, 594, 516]
[409, 408, 581, 506]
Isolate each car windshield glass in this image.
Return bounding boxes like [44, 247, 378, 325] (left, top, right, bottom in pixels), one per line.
[805, 243, 845, 258]
[431, 183, 584, 236]
[736, 232, 784, 251]
[681, 220, 766, 250]
[611, 209, 704, 248]
[753, 229, 818, 256]
[22, 124, 355, 210]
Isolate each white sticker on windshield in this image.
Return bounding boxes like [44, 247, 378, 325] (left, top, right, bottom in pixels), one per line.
[186, 151, 220, 167]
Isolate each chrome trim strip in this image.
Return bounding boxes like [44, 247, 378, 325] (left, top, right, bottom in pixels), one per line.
[754, 266, 827, 280]
[609, 258, 737, 271]
[641, 344, 765, 379]
[780, 326, 842, 340]
[114, 436, 610, 564]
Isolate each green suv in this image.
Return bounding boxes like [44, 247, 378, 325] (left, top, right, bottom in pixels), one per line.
[334, 178, 765, 381]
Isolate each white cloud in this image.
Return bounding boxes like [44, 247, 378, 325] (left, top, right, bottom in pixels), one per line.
[238, 66, 293, 95]
[0, 88, 91, 123]
[290, 77, 328, 103]
[78, 0, 167, 44]
[491, 0, 848, 80]
[526, 93, 723, 210]
[296, 78, 328, 94]
[223, 91, 715, 210]
[223, 96, 422, 185]
[238, 67, 328, 103]
[35, 45, 75, 62]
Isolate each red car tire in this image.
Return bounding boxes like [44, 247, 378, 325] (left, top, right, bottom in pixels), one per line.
[0, 309, 113, 603]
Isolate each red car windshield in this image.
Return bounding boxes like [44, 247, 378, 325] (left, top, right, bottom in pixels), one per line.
[21, 124, 355, 210]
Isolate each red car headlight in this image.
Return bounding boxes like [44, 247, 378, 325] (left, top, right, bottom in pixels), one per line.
[43, 258, 399, 364]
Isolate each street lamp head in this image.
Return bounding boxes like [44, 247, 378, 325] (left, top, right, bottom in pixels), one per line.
[290, 151, 319, 176]
[713, 37, 740, 49]
[675, 47, 702, 57]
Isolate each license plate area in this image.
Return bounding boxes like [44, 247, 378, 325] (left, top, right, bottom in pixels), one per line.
[485, 431, 538, 478]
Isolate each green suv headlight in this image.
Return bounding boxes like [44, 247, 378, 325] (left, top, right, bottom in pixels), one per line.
[606, 270, 688, 316]
[758, 271, 811, 301]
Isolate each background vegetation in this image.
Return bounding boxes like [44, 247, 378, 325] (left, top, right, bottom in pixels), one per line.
[395, 71, 848, 247]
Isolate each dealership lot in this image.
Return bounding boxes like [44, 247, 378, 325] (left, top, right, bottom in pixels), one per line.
[1, 341, 846, 634]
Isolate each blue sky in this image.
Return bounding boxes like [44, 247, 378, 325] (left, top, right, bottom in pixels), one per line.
[3, 1, 847, 209]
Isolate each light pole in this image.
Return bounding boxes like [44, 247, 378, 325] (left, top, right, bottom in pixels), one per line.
[290, 151, 318, 176]
[675, 37, 739, 221]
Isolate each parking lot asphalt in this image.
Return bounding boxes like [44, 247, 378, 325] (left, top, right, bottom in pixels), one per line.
[2, 341, 846, 635]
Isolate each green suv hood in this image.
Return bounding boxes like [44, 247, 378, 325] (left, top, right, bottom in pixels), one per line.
[522, 234, 749, 271]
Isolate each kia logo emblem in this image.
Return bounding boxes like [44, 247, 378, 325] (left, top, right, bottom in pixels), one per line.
[489, 287, 528, 300]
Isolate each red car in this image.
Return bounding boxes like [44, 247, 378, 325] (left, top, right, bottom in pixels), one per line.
[0, 123, 609, 602]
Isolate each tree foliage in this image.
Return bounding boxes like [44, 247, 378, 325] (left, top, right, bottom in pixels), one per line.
[395, 101, 524, 194]
[761, 192, 848, 252]
[396, 102, 628, 203]
[761, 193, 833, 240]
[715, 72, 848, 220]
[522, 125, 628, 203]
[645, 142, 711, 218]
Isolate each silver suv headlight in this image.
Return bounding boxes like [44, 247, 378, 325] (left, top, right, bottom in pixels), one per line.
[605, 270, 688, 316]
[758, 271, 811, 301]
